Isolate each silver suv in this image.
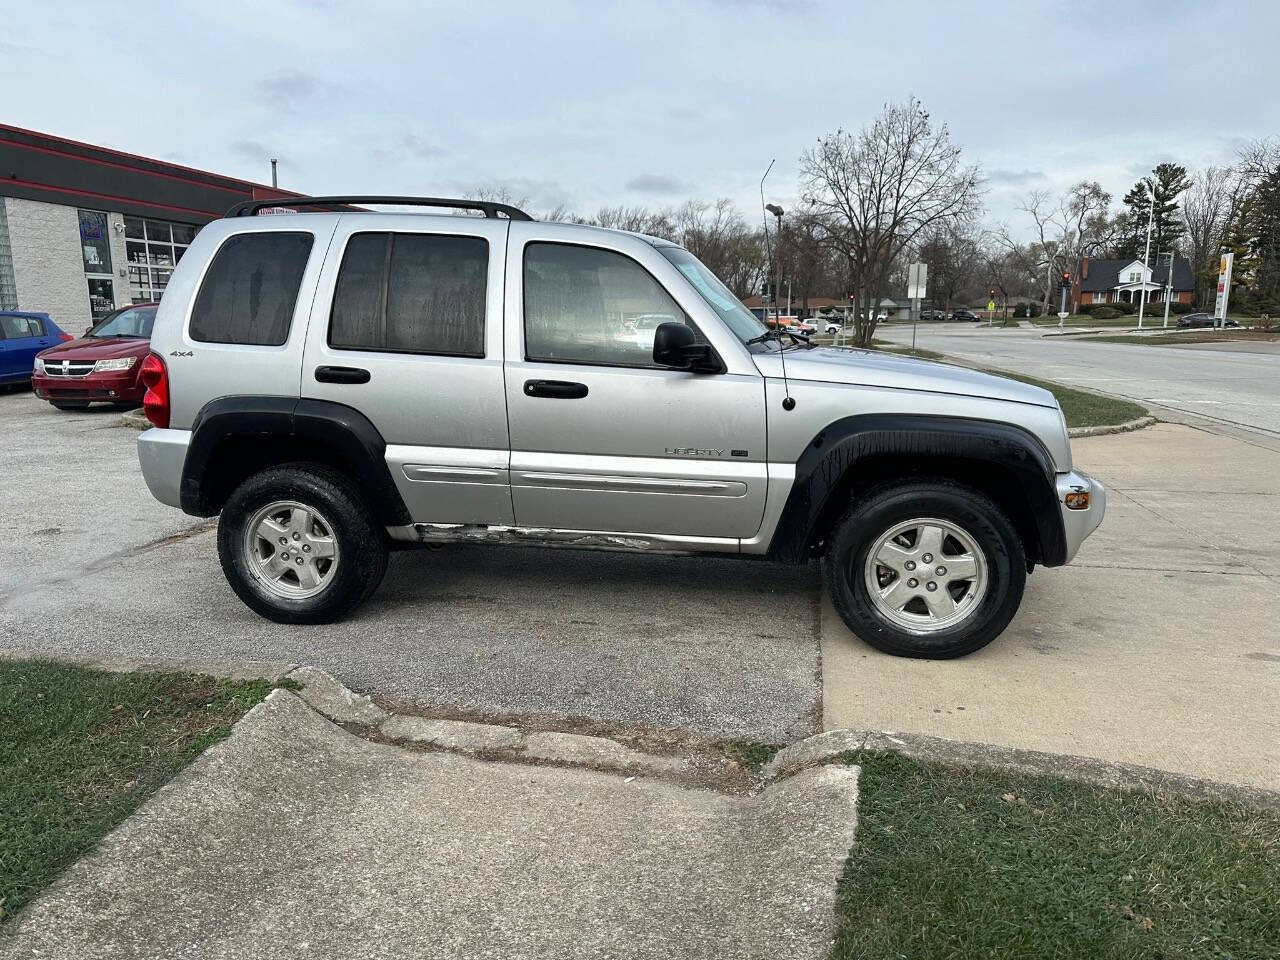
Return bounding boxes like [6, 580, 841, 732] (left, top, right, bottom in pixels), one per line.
[136, 196, 1104, 659]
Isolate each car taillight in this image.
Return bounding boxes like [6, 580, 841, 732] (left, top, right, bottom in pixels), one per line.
[57, 332, 73, 342]
[140, 352, 170, 428]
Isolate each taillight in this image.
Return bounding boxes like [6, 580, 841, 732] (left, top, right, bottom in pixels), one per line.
[140, 352, 170, 428]
[57, 332, 73, 342]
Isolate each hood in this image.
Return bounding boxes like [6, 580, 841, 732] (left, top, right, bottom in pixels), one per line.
[757, 346, 1057, 408]
[36, 336, 151, 362]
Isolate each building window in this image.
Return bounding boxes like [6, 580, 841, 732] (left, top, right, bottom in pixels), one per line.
[1128, 271, 1141, 283]
[77, 210, 116, 320]
[0, 201, 16, 311]
[124, 216, 198, 303]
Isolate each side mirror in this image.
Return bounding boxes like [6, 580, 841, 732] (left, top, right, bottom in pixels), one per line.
[652, 322, 720, 373]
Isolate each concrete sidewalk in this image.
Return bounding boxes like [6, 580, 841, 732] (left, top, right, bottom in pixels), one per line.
[822, 422, 1280, 790]
[0, 688, 859, 960]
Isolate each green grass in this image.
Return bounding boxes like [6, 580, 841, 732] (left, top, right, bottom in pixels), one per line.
[1087, 330, 1280, 346]
[1031, 314, 1141, 328]
[833, 751, 1280, 960]
[867, 342, 1149, 427]
[0, 660, 276, 923]
[994, 371, 1148, 428]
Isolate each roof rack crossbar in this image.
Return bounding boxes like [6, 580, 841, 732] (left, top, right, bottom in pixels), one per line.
[225, 195, 534, 221]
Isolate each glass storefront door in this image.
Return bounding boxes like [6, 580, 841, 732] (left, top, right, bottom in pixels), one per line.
[78, 209, 116, 320]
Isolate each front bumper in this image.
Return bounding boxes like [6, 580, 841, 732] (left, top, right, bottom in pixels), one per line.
[137, 428, 191, 509]
[32, 371, 144, 404]
[1056, 470, 1106, 564]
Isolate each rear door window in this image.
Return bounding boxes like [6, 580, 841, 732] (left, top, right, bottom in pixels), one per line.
[0, 315, 43, 338]
[329, 232, 488, 357]
[190, 232, 314, 345]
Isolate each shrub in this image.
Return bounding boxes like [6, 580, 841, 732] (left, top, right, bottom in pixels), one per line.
[1090, 307, 1124, 320]
[1170, 302, 1195, 314]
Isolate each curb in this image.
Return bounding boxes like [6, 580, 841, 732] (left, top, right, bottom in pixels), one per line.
[1068, 414, 1158, 438]
[118, 409, 150, 430]
[287, 666, 693, 781]
[763, 727, 1280, 810]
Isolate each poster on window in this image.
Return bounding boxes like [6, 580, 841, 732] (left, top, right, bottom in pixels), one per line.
[78, 210, 113, 276]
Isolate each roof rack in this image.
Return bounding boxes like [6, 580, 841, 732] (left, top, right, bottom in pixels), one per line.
[225, 195, 534, 221]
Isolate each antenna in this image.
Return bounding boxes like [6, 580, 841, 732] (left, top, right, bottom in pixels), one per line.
[759, 160, 795, 411]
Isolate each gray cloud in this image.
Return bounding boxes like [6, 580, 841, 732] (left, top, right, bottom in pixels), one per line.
[256, 70, 323, 102]
[230, 140, 284, 165]
[626, 174, 689, 194]
[989, 169, 1046, 186]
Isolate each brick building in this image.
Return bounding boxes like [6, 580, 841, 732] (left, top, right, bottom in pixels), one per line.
[1073, 256, 1195, 310]
[0, 124, 302, 329]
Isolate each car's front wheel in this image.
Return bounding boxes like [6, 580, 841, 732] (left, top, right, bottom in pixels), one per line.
[823, 479, 1026, 658]
[217, 464, 389, 624]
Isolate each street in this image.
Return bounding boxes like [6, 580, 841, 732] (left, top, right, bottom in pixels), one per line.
[878, 323, 1280, 440]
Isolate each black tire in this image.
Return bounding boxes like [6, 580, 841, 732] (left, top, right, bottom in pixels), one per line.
[217, 463, 389, 624]
[823, 479, 1026, 659]
[51, 400, 91, 410]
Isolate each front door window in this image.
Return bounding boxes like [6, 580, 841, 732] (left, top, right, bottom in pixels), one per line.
[78, 210, 116, 320]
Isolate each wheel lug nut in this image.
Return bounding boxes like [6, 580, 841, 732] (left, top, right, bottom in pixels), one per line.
[292, 533, 301, 541]
[936, 566, 947, 576]
[296, 557, 304, 565]
[278, 537, 287, 546]
[904, 560, 916, 571]
[922, 553, 933, 563]
[281, 552, 289, 559]
[926, 582, 937, 591]
[907, 578, 918, 588]
[303, 545, 311, 553]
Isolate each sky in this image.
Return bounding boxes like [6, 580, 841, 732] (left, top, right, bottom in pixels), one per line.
[4, 0, 1278, 239]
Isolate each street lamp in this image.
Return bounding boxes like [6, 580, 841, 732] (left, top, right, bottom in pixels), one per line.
[765, 204, 784, 327]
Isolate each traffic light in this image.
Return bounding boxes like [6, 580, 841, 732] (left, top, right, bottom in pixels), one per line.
[1061, 271, 1071, 288]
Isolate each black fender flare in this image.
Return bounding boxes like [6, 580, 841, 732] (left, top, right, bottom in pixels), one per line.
[180, 395, 411, 525]
[765, 414, 1067, 566]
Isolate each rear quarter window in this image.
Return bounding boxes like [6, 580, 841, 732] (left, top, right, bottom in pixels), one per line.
[189, 232, 314, 346]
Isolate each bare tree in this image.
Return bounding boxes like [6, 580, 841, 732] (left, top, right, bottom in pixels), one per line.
[801, 98, 983, 346]
[915, 223, 982, 311]
[1182, 166, 1244, 307]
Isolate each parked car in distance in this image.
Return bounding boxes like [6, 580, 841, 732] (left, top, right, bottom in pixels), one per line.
[824, 319, 845, 334]
[1176, 312, 1239, 329]
[136, 194, 1105, 661]
[0, 311, 71, 387]
[32, 303, 158, 410]
[920, 309, 947, 321]
[952, 309, 980, 322]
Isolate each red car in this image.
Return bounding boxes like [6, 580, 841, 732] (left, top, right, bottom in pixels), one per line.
[33, 303, 158, 410]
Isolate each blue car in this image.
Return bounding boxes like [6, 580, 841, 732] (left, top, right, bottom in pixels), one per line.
[0, 311, 71, 386]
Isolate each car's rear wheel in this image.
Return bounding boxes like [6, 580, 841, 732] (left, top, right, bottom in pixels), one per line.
[51, 400, 91, 410]
[823, 479, 1026, 658]
[217, 463, 389, 624]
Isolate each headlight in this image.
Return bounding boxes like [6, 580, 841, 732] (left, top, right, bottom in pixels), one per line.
[93, 356, 138, 373]
[33, 357, 45, 374]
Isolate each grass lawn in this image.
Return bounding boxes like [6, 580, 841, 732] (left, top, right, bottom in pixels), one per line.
[833, 751, 1280, 960]
[1032, 314, 1142, 328]
[0, 659, 278, 923]
[1087, 329, 1280, 346]
[867, 342, 1149, 428]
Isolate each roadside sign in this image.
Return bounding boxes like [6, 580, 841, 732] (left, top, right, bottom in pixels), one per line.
[987, 300, 996, 313]
[1213, 252, 1234, 322]
[907, 263, 928, 300]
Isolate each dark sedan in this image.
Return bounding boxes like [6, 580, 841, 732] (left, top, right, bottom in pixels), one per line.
[1176, 313, 1239, 329]
[951, 309, 981, 322]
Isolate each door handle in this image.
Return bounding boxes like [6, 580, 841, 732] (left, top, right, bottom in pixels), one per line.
[523, 379, 588, 399]
[315, 365, 371, 384]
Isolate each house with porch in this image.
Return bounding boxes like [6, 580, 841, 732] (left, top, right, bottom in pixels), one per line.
[1073, 256, 1195, 310]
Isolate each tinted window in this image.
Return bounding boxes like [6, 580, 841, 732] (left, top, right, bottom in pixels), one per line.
[0, 314, 43, 338]
[523, 243, 697, 367]
[190, 232, 313, 346]
[329, 232, 488, 357]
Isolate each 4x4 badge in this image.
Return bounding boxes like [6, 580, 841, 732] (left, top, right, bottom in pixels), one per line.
[169, 350, 194, 357]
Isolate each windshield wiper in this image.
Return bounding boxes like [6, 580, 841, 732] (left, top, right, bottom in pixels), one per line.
[746, 327, 813, 349]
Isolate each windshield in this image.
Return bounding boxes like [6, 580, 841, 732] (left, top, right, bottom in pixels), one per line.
[89, 305, 156, 339]
[656, 246, 770, 347]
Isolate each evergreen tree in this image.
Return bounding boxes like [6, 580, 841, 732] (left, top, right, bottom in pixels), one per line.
[1114, 163, 1191, 259]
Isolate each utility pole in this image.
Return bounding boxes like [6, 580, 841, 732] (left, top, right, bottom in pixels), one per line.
[1138, 184, 1154, 329]
[270, 158, 278, 188]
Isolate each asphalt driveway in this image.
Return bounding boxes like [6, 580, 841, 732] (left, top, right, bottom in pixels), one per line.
[0, 391, 821, 742]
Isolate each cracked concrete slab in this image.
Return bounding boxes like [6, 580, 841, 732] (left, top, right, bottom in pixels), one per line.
[379, 715, 523, 752]
[523, 730, 688, 776]
[0, 690, 859, 960]
[287, 664, 388, 725]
